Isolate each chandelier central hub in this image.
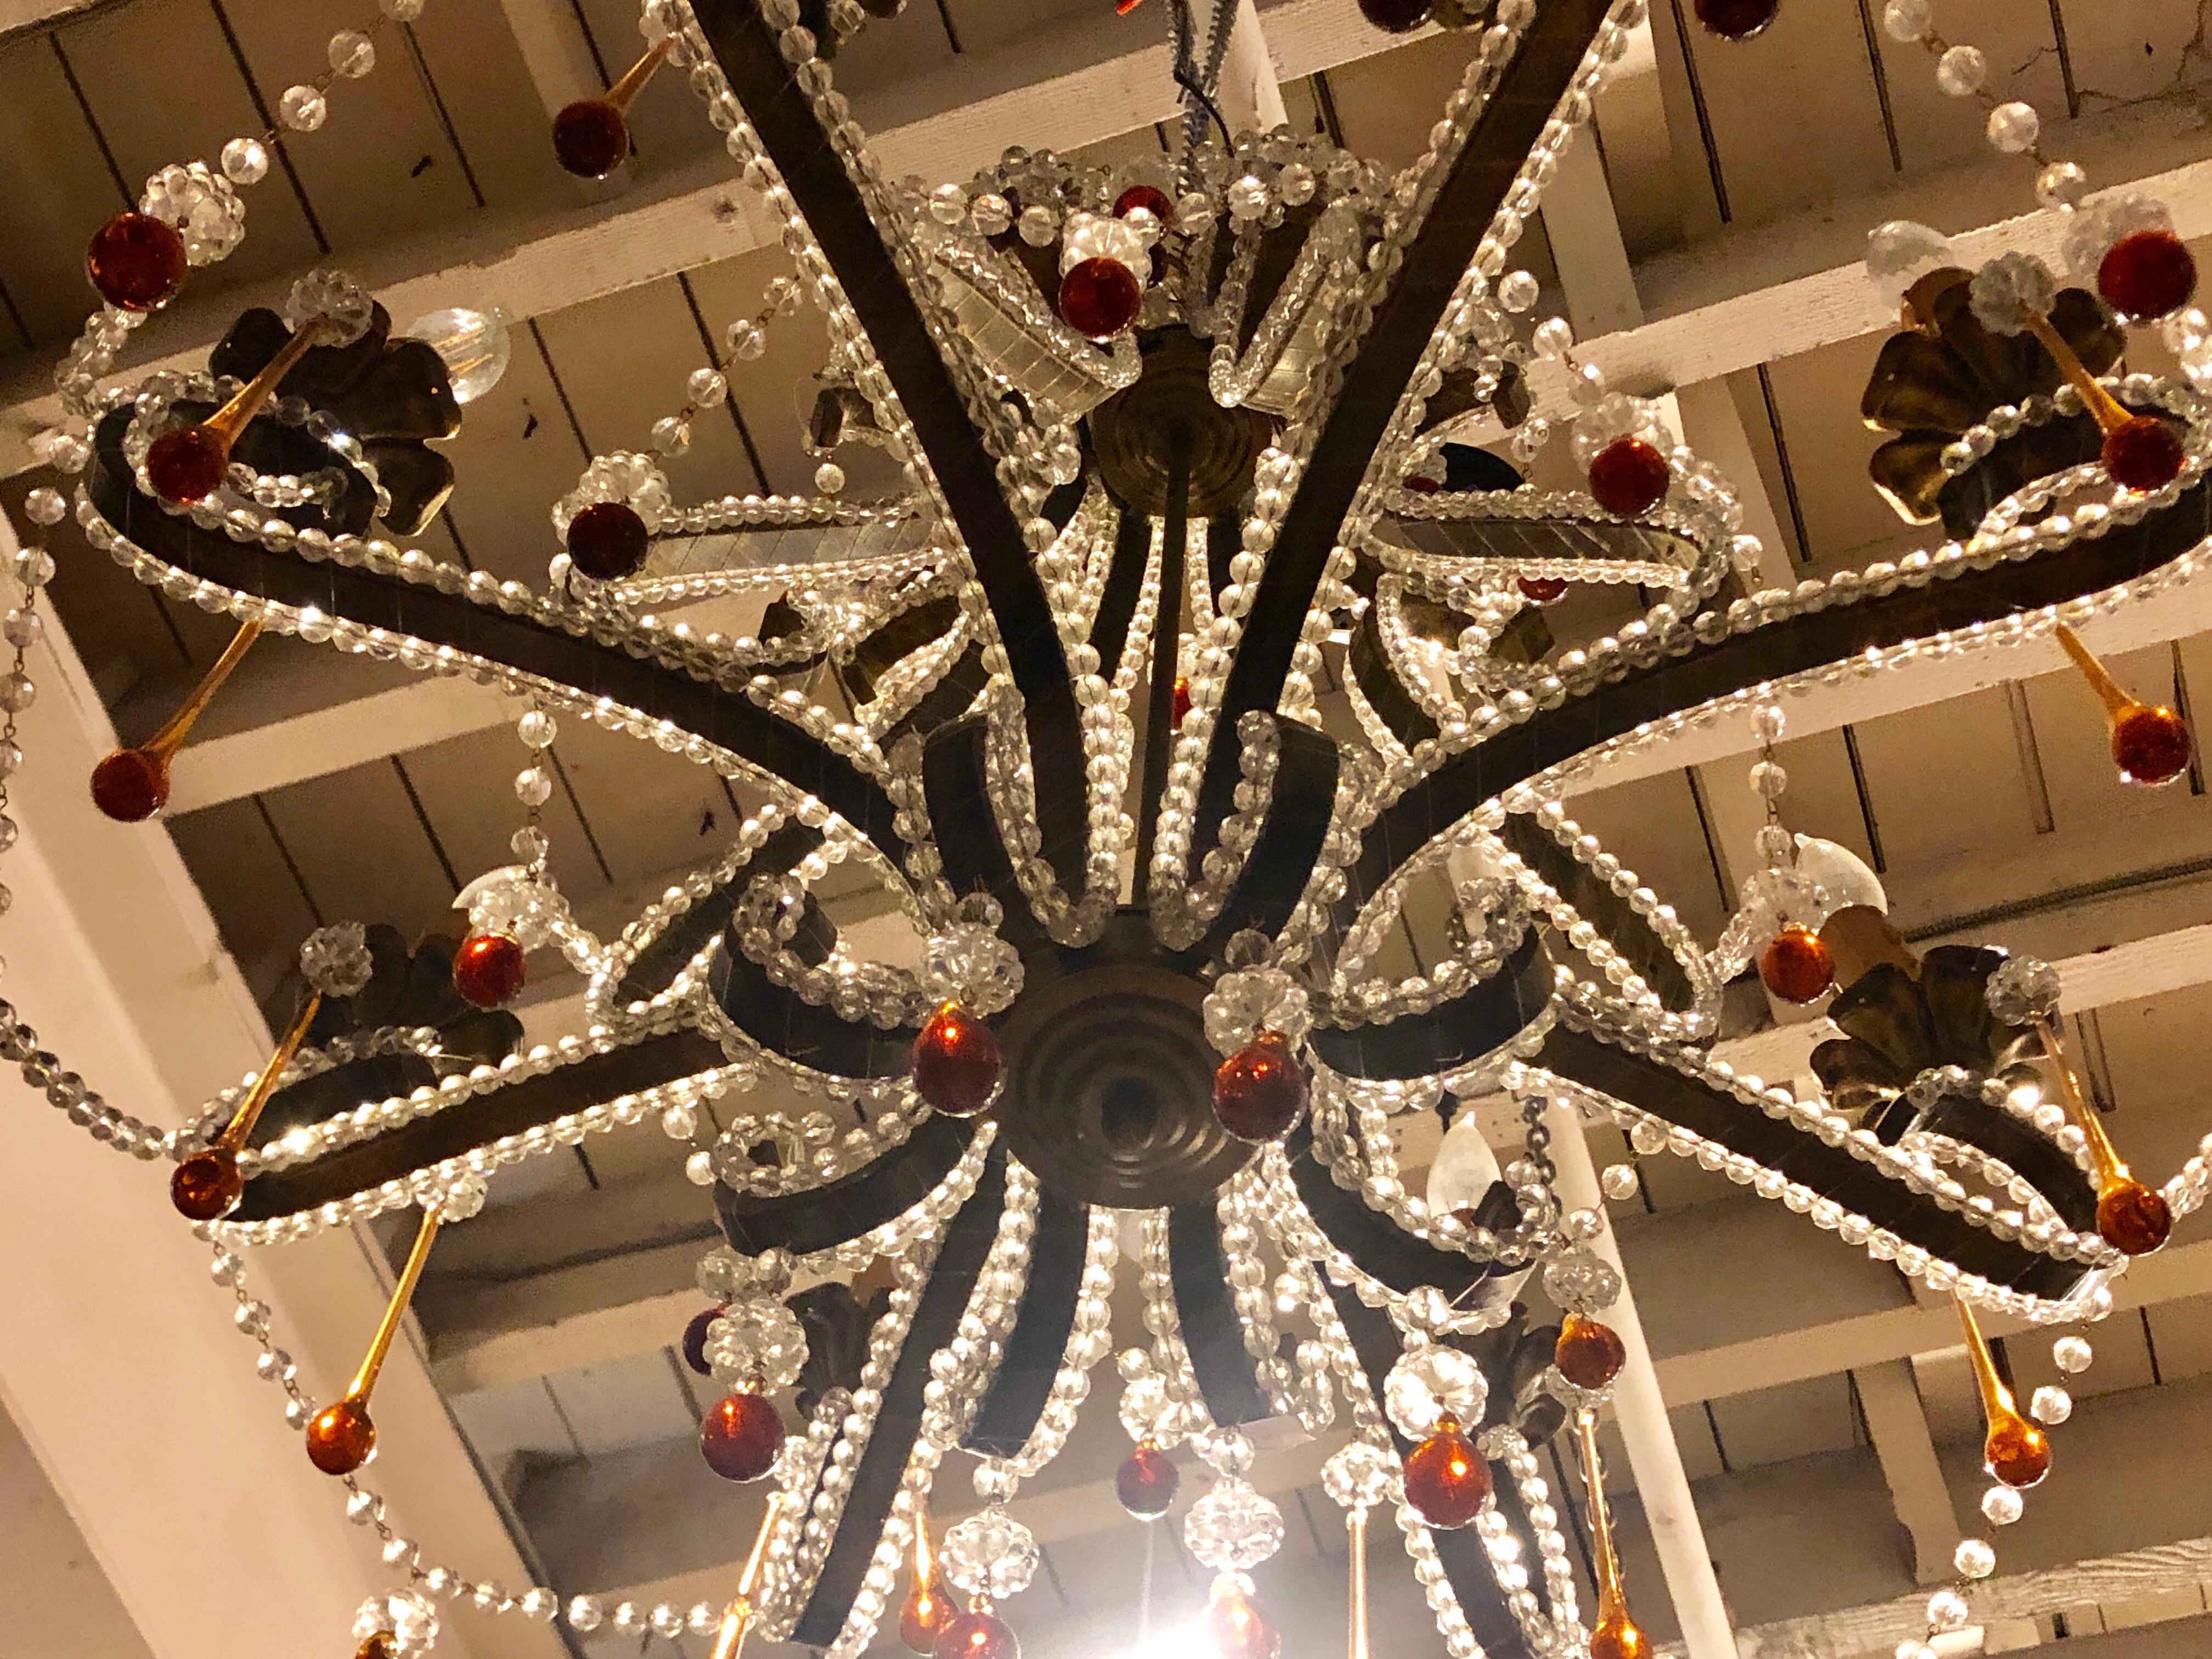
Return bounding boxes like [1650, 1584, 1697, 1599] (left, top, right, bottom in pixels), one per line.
[1088, 328, 1277, 517]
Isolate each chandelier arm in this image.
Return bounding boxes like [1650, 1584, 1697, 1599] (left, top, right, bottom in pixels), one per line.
[1306, 928, 1555, 1081]
[1496, 816, 1697, 1012]
[1184, 0, 1616, 873]
[697, 0, 1094, 909]
[1903, 1090, 2100, 1233]
[1347, 601, 1441, 751]
[1340, 472, 2212, 931]
[920, 716, 1052, 953]
[617, 821, 830, 1005]
[961, 1187, 1092, 1456]
[789, 1147, 1010, 1646]
[708, 921, 918, 1076]
[1167, 1198, 1274, 1427]
[1135, 449, 1192, 901]
[714, 1115, 981, 1257]
[228, 1031, 729, 1223]
[83, 422, 903, 850]
[1206, 510, 1239, 600]
[1284, 1121, 1517, 1294]
[1087, 506, 1155, 676]
[1322, 1280, 1535, 1659]
[1533, 1026, 2096, 1304]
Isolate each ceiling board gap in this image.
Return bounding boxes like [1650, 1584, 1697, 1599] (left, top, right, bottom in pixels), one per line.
[1849, 0, 1904, 173]
[47, 34, 128, 201]
[1839, 725, 1887, 874]
[1681, 765, 1733, 917]
[549, 746, 617, 885]
[2044, 0, 2083, 117]
[1661, 0, 1730, 224]
[251, 792, 325, 926]
[1752, 363, 1812, 568]
[527, 315, 599, 458]
[931, 0, 962, 55]
[675, 269, 772, 494]
[2169, 641, 2204, 796]
[2003, 682, 2058, 835]
[2142, 1307, 2165, 1387]
[397, 20, 487, 210]
[392, 755, 464, 893]
[566, 0, 613, 85]
[201, 0, 329, 254]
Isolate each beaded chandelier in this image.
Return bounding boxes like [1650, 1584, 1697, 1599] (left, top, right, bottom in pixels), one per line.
[16, 0, 2212, 1656]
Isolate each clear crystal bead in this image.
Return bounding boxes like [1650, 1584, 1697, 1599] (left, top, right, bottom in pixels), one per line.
[286, 268, 375, 347]
[300, 921, 374, 996]
[1322, 1441, 1393, 1510]
[1986, 955, 2061, 1026]
[941, 1510, 1039, 1599]
[1543, 1249, 1623, 1314]
[706, 1297, 809, 1391]
[1182, 1478, 1285, 1571]
[1384, 1344, 1487, 1437]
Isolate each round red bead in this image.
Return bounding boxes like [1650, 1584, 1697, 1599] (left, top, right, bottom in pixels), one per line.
[1588, 437, 1671, 516]
[1555, 1313, 1626, 1391]
[2098, 1178, 2173, 1255]
[935, 1609, 1018, 1659]
[1403, 1414, 1489, 1528]
[1759, 923, 1835, 1003]
[701, 1390, 783, 1481]
[552, 99, 631, 178]
[566, 500, 651, 581]
[2098, 229, 2197, 321]
[452, 932, 527, 1010]
[1115, 1440, 1179, 1519]
[2112, 703, 2192, 786]
[91, 748, 170, 822]
[1517, 576, 1568, 604]
[1057, 256, 1142, 339]
[1202, 1587, 1279, 1659]
[1404, 475, 1441, 494]
[911, 1002, 1004, 1116]
[1692, 0, 1780, 38]
[1211, 1030, 1307, 1142]
[146, 425, 229, 503]
[170, 1147, 242, 1220]
[2103, 415, 2186, 493]
[682, 1306, 723, 1376]
[1114, 184, 1174, 224]
[1984, 1417, 2051, 1489]
[86, 211, 188, 312]
[306, 1397, 376, 1475]
[1356, 0, 1432, 31]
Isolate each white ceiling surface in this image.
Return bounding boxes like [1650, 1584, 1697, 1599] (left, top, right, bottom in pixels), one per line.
[5, 0, 2212, 1655]
[0, 1394, 154, 1659]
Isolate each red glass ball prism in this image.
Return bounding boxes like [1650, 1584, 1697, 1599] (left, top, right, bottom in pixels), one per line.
[87, 211, 187, 312]
[1202, 1587, 1279, 1659]
[91, 748, 170, 822]
[1984, 1416, 2051, 1489]
[452, 932, 527, 1010]
[1356, 0, 1432, 32]
[1693, 0, 1780, 38]
[552, 99, 632, 178]
[935, 1609, 1018, 1659]
[1403, 1414, 1489, 1528]
[701, 1390, 783, 1481]
[1115, 1440, 1179, 1519]
[1759, 923, 1835, 1004]
[1211, 1030, 1307, 1142]
[2098, 1178, 2173, 1255]
[306, 1397, 376, 1474]
[911, 1002, 1004, 1116]
[1171, 674, 1191, 730]
[1555, 1312, 1627, 1390]
[899, 1569, 956, 1654]
[1058, 256, 1142, 339]
[2112, 703, 2192, 786]
[146, 425, 229, 504]
[1588, 437, 1671, 516]
[2103, 415, 2186, 493]
[2098, 229, 2197, 321]
[1114, 184, 1173, 223]
[170, 1147, 242, 1220]
[566, 500, 651, 581]
[682, 1305, 723, 1375]
[1517, 576, 1568, 605]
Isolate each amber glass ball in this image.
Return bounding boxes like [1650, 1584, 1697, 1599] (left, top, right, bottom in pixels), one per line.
[356, 1635, 397, 1659]
[1201, 1587, 1280, 1659]
[306, 1397, 377, 1475]
[1172, 674, 1192, 730]
[934, 1609, 1018, 1659]
[1356, 0, 1432, 32]
[552, 99, 632, 178]
[1403, 1414, 1489, 1528]
[1212, 1030, 1308, 1142]
[1589, 1611, 1651, 1659]
[2098, 229, 2197, 321]
[1115, 1440, 1180, 1519]
[1113, 184, 1174, 223]
[145, 425, 230, 504]
[1058, 257, 1143, 340]
[2111, 703, 2192, 787]
[899, 1570, 956, 1654]
[1587, 437, 1671, 516]
[911, 1002, 1004, 1116]
[2103, 415, 2186, 493]
[682, 1305, 723, 1375]
[87, 211, 188, 312]
[91, 747, 171, 822]
[700, 1390, 783, 1482]
[1984, 1415, 2052, 1488]
[1517, 576, 1568, 605]
[1759, 923, 1835, 1004]
[566, 500, 651, 581]
[2097, 1178, 2173, 1256]
[452, 932, 527, 1010]
[1692, 0, 1780, 38]
[1555, 1312, 1627, 1391]
[170, 1147, 242, 1220]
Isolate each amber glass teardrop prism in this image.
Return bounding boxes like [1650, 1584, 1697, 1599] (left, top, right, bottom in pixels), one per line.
[709, 1489, 789, 1659]
[1956, 1298, 2052, 1489]
[171, 976, 318, 1220]
[146, 320, 328, 503]
[1572, 1408, 1650, 1659]
[2019, 312, 2187, 492]
[305, 1204, 443, 1475]
[900, 1502, 956, 1652]
[2031, 1012, 2174, 1254]
[2053, 623, 2193, 788]
[96, 620, 264, 825]
[552, 37, 673, 177]
[911, 1001, 1004, 1116]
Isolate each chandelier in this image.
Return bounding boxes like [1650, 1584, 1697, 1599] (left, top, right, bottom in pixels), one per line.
[14, 0, 2212, 1656]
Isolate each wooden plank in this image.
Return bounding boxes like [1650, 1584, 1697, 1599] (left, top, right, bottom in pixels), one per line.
[0, 34, 126, 347]
[254, 754, 463, 941]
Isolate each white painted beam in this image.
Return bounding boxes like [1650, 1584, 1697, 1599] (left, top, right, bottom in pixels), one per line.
[1853, 1359, 1963, 1587]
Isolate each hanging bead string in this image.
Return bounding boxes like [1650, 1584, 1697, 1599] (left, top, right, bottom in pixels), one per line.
[1878, 1, 2056, 180]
